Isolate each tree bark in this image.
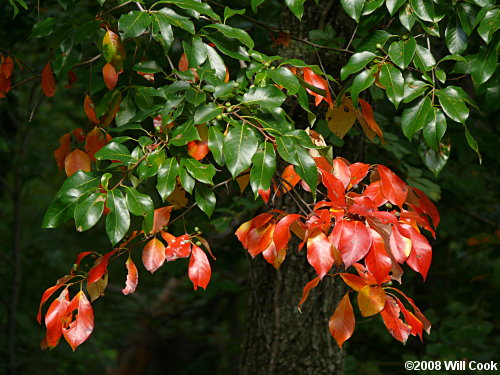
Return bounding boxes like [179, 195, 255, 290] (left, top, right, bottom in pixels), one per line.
[239, 2, 358, 375]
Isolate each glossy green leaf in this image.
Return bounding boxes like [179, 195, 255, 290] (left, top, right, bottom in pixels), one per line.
[275, 136, 299, 164]
[388, 37, 416, 69]
[151, 12, 174, 54]
[223, 123, 259, 177]
[285, 0, 307, 20]
[250, 142, 276, 198]
[357, 30, 392, 52]
[457, 2, 477, 36]
[181, 158, 216, 185]
[137, 149, 165, 179]
[74, 193, 105, 232]
[205, 44, 227, 80]
[350, 66, 377, 107]
[268, 67, 300, 95]
[251, 0, 266, 13]
[124, 186, 154, 233]
[30, 18, 56, 38]
[362, 0, 384, 16]
[179, 165, 195, 193]
[401, 96, 433, 140]
[94, 142, 136, 165]
[157, 158, 180, 201]
[169, 120, 201, 146]
[118, 11, 151, 39]
[410, 0, 434, 22]
[224, 6, 246, 23]
[242, 85, 286, 109]
[208, 126, 225, 166]
[403, 78, 429, 103]
[194, 103, 223, 124]
[378, 63, 404, 109]
[471, 43, 498, 86]
[106, 189, 130, 245]
[293, 147, 318, 199]
[435, 86, 469, 123]
[206, 32, 250, 61]
[155, 8, 194, 34]
[445, 19, 468, 55]
[340, 0, 366, 22]
[340, 51, 376, 81]
[413, 44, 435, 72]
[399, 4, 416, 31]
[204, 24, 254, 49]
[159, 0, 220, 20]
[464, 125, 482, 163]
[386, 0, 405, 16]
[435, 70, 446, 84]
[195, 184, 216, 217]
[183, 37, 207, 68]
[419, 140, 450, 177]
[477, 9, 500, 44]
[423, 107, 447, 151]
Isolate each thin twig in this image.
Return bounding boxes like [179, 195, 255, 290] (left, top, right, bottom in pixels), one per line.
[345, 25, 358, 51]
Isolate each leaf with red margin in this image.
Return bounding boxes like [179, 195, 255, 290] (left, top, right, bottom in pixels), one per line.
[62, 291, 94, 351]
[84, 95, 100, 124]
[362, 181, 388, 207]
[142, 238, 166, 273]
[377, 165, 408, 207]
[333, 158, 351, 189]
[54, 133, 71, 171]
[329, 293, 355, 348]
[332, 220, 372, 269]
[358, 285, 386, 317]
[339, 273, 367, 292]
[398, 224, 432, 280]
[261, 241, 286, 269]
[122, 257, 138, 295]
[64, 149, 91, 177]
[380, 295, 411, 344]
[307, 229, 335, 279]
[411, 187, 440, 229]
[358, 99, 384, 143]
[152, 206, 173, 233]
[274, 214, 301, 251]
[103, 63, 118, 90]
[247, 223, 275, 257]
[188, 244, 211, 290]
[365, 228, 392, 284]
[302, 67, 333, 107]
[41, 62, 56, 97]
[161, 233, 192, 260]
[87, 249, 117, 284]
[44, 287, 70, 348]
[393, 296, 424, 340]
[349, 162, 370, 187]
[298, 276, 320, 312]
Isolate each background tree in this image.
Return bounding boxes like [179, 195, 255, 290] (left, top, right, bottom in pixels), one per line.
[0, 0, 498, 375]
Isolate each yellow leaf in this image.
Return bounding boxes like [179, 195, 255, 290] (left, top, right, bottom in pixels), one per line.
[326, 97, 357, 138]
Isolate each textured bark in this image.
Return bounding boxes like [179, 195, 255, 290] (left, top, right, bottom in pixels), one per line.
[239, 3, 359, 375]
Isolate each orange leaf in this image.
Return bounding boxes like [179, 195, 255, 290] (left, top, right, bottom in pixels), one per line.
[54, 133, 71, 171]
[162, 232, 192, 260]
[302, 67, 333, 107]
[87, 250, 117, 284]
[307, 229, 335, 279]
[102, 63, 118, 90]
[152, 206, 173, 233]
[246, 222, 275, 257]
[62, 291, 94, 351]
[339, 273, 367, 292]
[37, 284, 66, 324]
[142, 238, 166, 273]
[84, 95, 100, 124]
[261, 241, 286, 269]
[273, 214, 301, 251]
[358, 99, 384, 143]
[258, 188, 271, 203]
[65, 70, 77, 88]
[187, 140, 210, 160]
[377, 164, 408, 207]
[85, 127, 109, 161]
[236, 172, 250, 193]
[41, 62, 56, 97]
[44, 287, 70, 348]
[122, 257, 139, 295]
[380, 296, 411, 343]
[281, 164, 301, 192]
[1, 55, 14, 79]
[357, 285, 386, 317]
[297, 276, 320, 312]
[188, 244, 211, 290]
[178, 52, 189, 71]
[365, 228, 392, 284]
[0, 74, 11, 97]
[64, 149, 91, 177]
[329, 293, 355, 348]
[326, 97, 356, 138]
[165, 183, 189, 208]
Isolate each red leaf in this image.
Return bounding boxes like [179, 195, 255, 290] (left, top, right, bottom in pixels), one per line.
[65, 70, 77, 88]
[306, 229, 335, 279]
[41, 62, 56, 97]
[85, 127, 109, 161]
[389, 224, 412, 263]
[142, 238, 166, 273]
[261, 241, 286, 269]
[302, 67, 333, 107]
[273, 214, 301, 251]
[362, 181, 388, 207]
[358, 285, 386, 317]
[258, 188, 271, 203]
[84, 95, 100, 124]
[87, 250, 117, 284]
[329, 293, 355, 348]
[399, 224, 432, 280]
[394, 297, 424, 340]
[54, 133, 71, 171]
[152, 206, 173, 233]
[62, 291, 94, 351]
[411, 187, 440, 229]
[358, 99, 384, 143]
[331, 220, 372, 269]
[386, 287, 431, 334]
[246, 223, 275, 257]
[188, 244, 211, 290]
[187, 140, 209, 160]
[380, 296, 411, 344]
[321, 171, 345, 204]
[102, 63, 118, 90]
[162, 232, 192, 260]
[365, 228, 392, 284]
[178, 52, 189, 71]
[333, 158, 351, 189]
[72, 128, 86, 142]
[0, 74, 11, 97]
[37, 284, 65, 324]
[297, 276, 320, 312]
[122, 257, 139, 295]
[44, 288, 70, 348]
[377, 165, 408, 207]
[339, 273, 367, 292]
[1, 56, 14, 79]
[349, 162, 370, 187]
[235, 213, 274, 248]
[64, 149, 91, 177]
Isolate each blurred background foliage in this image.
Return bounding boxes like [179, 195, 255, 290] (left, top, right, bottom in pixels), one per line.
[0, 0, 498, 374]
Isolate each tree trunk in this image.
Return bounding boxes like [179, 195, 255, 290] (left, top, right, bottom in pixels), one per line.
[239, 2, 359, 374]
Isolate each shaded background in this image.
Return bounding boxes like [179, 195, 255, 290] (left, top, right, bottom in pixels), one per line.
[1, 1, 499, 374]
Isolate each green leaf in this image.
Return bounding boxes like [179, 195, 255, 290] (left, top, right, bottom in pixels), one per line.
[106, 189, 130, 245]
[118, 11, 151, 39]
[124, 186, 154, 233]
[471, 43, 498, 86]
[116, 94, 136, 127]
[181, 158, 216, 184]
[30, 18, 56, 38]
[413, 44, 435, 72]
[133, 60, 162, 73]
[438, 54, 466, 64]
[74, 193, 105, 232]
[362, 0, 384, 16]
[340, 0, 366, 22]
[242, 85, 286, 109]
[399, 4, 416, 31]
[285, 0, 307, 20]
[183, 37, 207, 68]
[95, 142, 136, 165]
[250, 142, 276, 198]
[224, 6, 245, 23]
[464, 125, 482, 163]
[185, 87, 206, 106]
[137, 149, 165, 179]
[419, 140, 450, 177]
[268, 67, 300, 95]
[195, 184, 216, 217]
[214, 82, 234, 99]
[157, 158, 180, 201]
[223, 123, 259, 177]
[403, 78, 429, 103]
[205, 44, 227, 80]
[423, 107, 447, 151]
[386, 0, 405, 16]
[350, 66, 377, 107]
[204, 24, 254, 49]
[179, 164, 195, 193]
[251, 0, 266, 13]
[297, 87, 316, 125]
[401, 96, 433, 140]
[457, 2, 477, 36]
[155, 8, 194, 34]
[151, 12, 174, 54]
[158, 0, 220, 20]
[169, 119, 201, 146]
[276, 136, 298, 165]
[378, 63, 404, 109]
[445, 19, 468, 55]
[194, 103, 223, 124]
[208, 126, 225, 166]
[340, 51, 377, 81]
[293, 147, 318, 199]
[435, 86, 469, 123]
[206, 33, 250, 61]
[435, 70, 446, 83]
[410, 0, 434, 22]
[477, 9, 500, 44]
[388, 37, 416, 69]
